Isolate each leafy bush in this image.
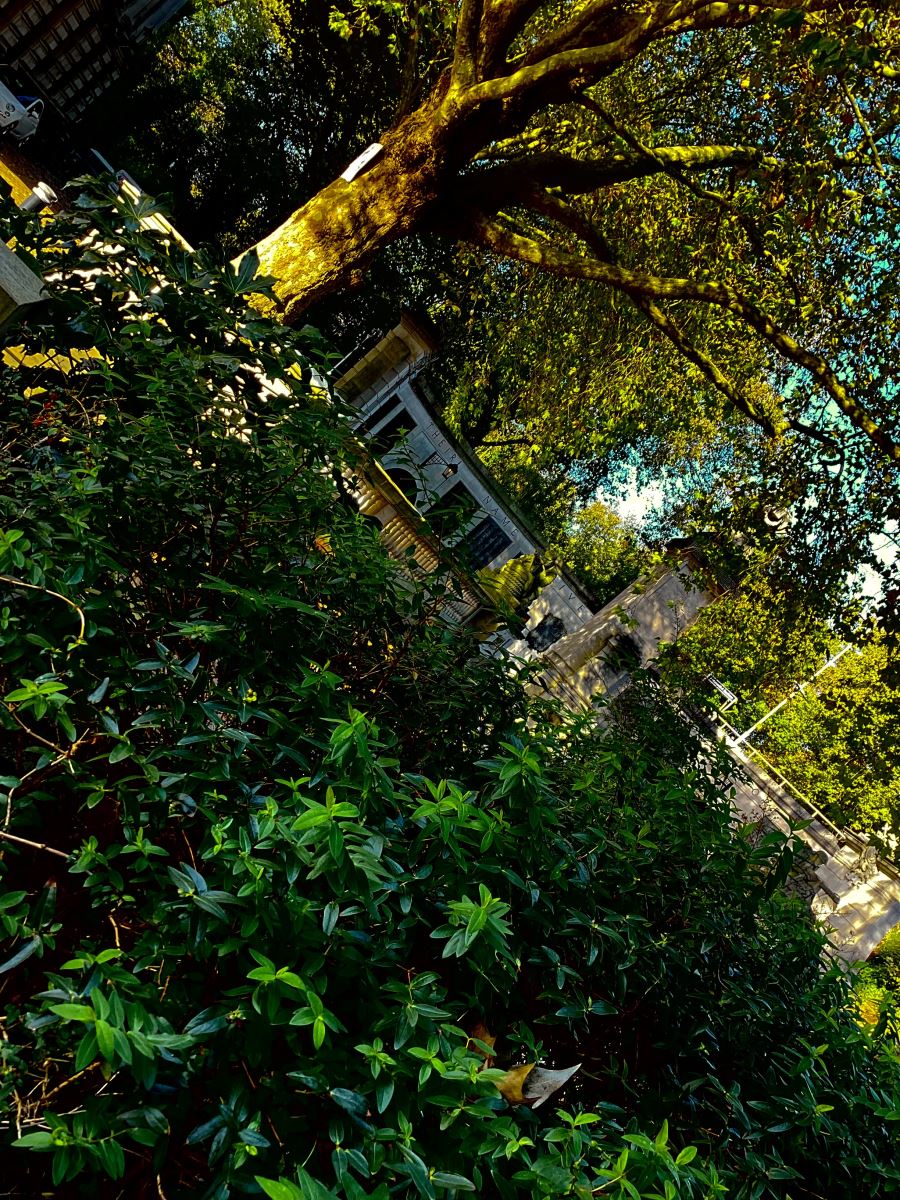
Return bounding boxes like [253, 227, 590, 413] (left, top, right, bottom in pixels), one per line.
[862, 927, 900, 1011]
[1, 188, 899, 1200]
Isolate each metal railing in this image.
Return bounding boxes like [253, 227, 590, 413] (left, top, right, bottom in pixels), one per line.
[715, 715, 900, 884]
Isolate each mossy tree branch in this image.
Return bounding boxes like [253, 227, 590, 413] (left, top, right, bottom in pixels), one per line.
[459, 210, 900, 462]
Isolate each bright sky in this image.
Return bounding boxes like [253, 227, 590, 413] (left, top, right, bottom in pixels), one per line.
[601, 470, 897, 603]
[602, 474, 666, 527]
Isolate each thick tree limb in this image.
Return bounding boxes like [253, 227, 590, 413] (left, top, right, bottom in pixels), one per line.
[575, 95, 806, 306]
[453, 0, 485, 87]
[460, 212, 900, 462]
[457, 144, 776, 211]
[465, 6, 659, 108]
[464, 0, 841, 110]
[478, 0, 548, 76]
[520, 0, 644, 69]
[395, 7, 424, 120]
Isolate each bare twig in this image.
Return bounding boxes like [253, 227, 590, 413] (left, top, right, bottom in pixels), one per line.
[40, 1061, 102, 1105]
[0, 575, 86, 647]
[839, 79, 884, 174]
[0, 829, 68, 858]
[1, 704, 65, 754]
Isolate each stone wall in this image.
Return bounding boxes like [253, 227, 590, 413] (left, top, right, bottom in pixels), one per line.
[538, 559, 713, 710]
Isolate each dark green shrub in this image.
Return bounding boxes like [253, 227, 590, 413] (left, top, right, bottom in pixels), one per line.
[1, 188, 898, 1200]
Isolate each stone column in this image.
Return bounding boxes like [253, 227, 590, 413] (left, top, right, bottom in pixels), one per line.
[0, 240, 45, 327]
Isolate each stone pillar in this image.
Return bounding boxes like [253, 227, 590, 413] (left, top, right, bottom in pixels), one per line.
[0, 241, 45, 327]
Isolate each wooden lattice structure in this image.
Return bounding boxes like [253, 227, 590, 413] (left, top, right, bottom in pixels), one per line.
[1, 0, 186, 122]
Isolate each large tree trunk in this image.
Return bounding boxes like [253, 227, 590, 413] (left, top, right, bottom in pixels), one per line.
[248, 83, 467, 323]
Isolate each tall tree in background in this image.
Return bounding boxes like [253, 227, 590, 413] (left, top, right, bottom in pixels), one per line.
[95, 0, 454, 344]
[242, 2, 900, 471]
[97, 0, 397, 254]
[106, 1, 900, 615]
[658, 567, 841, 723]
[756, 634, 900, 836]
[559, 501, 650, 600]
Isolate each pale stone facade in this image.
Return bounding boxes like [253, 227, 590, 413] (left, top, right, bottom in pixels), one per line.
[334, 315, 596, 644]
[538, 555, 715, 711]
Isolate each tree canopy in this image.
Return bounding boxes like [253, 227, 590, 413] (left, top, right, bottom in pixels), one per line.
[241, 2, 900, 474]
[755, 632, 900, 838]
[2, 187, 900, 1199]
[100, 2, 900, 623]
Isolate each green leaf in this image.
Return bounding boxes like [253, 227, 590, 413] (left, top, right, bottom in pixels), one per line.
[255, 1179, 324, 1200]
[0, 935, 40, 974]
[375, 1079, 394, 1113]
[330, 1088, 369, 1120]
[589, 999, 617, 1017]
[255, 1183, 302, 1200]
[432, 1173, 476, 1191]
[75, 1028, 99, 1071]
[95, 1137, 126, 1179]
[295, 1169, 341, 1200]
[234, 248, 260, 293]
[87, 677, 110, 704]
[193, 893, 229, 919]
[49, 1003, 96, 1022]
[12, 1131, 54, 1149]
[322, 900, 339, 936]
[240, 1129, 271, 1148]
[201, 578, 325, 616]
[95, 1018, 116, 1060]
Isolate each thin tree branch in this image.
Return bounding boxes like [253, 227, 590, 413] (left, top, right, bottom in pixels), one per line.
[478, 188, 791, 439]
[838, 78, 884, 174]
[519, 0, 640, 68]
[479, 436, 532, 447]
[465, 5, 659, 108]
[0, 829, 68, 859]
[0, 576, 86, 646]
[634, 295, 784, 437]
[1, 705, 65, 754]
[788, 417, 846, 476]
[458, 212, 900, 462]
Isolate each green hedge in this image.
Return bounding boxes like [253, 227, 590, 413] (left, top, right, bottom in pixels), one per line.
[1, 187, 899, 1199]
